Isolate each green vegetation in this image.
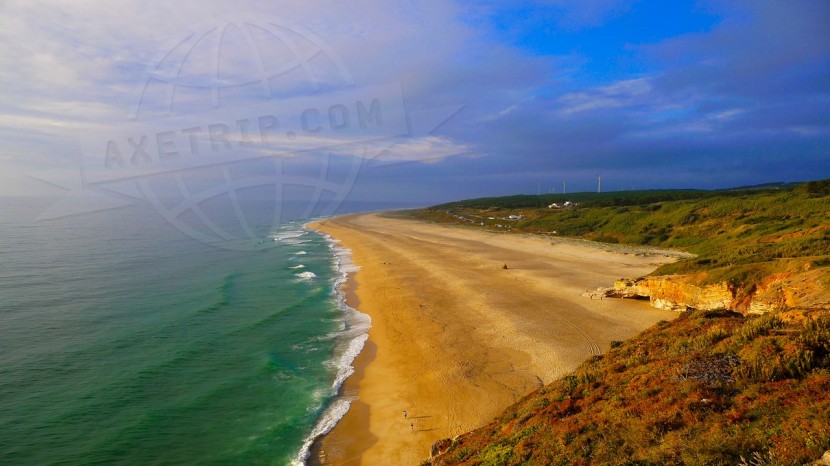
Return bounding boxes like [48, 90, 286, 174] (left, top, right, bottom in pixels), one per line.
[413, 179, 830, 294]
[431, 183, 801, 211]
[419, 180, 830, 465]
[427, 310, 830, 466]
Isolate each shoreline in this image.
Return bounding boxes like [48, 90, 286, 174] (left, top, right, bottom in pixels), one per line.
[307, 212, 681, 464]
[304, 226, 376, 466]
[306, 247, 369, 466]
[296, 228, 371, 466]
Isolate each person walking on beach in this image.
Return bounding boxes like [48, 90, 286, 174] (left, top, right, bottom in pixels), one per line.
[410, 422, 414, 432]
[403, 410, 407, 418]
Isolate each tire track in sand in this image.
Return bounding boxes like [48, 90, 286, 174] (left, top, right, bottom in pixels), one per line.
[523, 295, 602, 356]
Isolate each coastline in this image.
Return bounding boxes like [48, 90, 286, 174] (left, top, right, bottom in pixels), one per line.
[307, 212, 680, 464]
[295, 228, 371, 466]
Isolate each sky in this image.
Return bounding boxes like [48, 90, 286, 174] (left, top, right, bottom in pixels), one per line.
[0, 0, 828, 209]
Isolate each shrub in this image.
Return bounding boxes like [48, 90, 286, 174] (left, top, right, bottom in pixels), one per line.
[479, 443, 513, 465]
[801, 314, 830, 358]
[736, 314, 783, 344]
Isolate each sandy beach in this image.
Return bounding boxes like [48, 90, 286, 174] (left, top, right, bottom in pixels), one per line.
[308, 212, 679, 465]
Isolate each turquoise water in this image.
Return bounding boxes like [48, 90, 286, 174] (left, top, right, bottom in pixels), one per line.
[0, 198, 368, 465]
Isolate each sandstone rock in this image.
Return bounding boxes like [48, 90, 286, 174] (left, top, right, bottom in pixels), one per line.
[607, 276, 732, 311]
[804, 450, 830, 466]
[604, 267, 829, 315]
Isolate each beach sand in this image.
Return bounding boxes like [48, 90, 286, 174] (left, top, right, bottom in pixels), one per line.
[308, 212, 679, 465]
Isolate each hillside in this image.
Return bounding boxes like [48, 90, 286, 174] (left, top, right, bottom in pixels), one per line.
[417, 179, 830, 465]
[413, 179, 830, 313]
[426, 309, 830, 465]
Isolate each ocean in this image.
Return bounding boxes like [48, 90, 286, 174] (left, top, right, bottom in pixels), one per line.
[0, 197, 376, 465]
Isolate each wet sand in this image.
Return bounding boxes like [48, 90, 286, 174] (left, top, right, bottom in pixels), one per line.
[308, 212, 678, 465]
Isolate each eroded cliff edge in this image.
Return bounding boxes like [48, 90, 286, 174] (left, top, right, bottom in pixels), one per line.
[604, 266, 830, 315]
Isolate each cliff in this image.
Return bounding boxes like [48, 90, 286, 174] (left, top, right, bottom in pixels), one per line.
[418, 180, 830, 465]
[605, 266, 830, 315]
[606, 275, 732, 312]
[419, 178, 830, 318]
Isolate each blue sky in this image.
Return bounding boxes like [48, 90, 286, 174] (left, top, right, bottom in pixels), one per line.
[0, 0, 828, 209]
[472, 0, 721, 84]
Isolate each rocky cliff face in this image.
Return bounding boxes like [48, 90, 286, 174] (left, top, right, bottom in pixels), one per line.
[608, 276, 732, 312]
[605, 268, 829, 314]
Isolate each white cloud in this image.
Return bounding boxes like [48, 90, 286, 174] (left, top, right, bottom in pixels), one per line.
[372, 135, 472, 163]
[0, 0, 499, 196]
[3, 0, 824, 199]
[556, 77, 652, 115]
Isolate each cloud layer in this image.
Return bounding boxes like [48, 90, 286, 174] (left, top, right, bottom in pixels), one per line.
[0, 0, 827, 202]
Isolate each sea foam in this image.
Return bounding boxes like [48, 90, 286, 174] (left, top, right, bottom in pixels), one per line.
[292, 228, 371, 466]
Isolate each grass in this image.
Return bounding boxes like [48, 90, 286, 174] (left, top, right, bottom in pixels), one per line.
[411, 179, 830, 296]
[418, 179, 830, 465]
[426, 310, 830, 466]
